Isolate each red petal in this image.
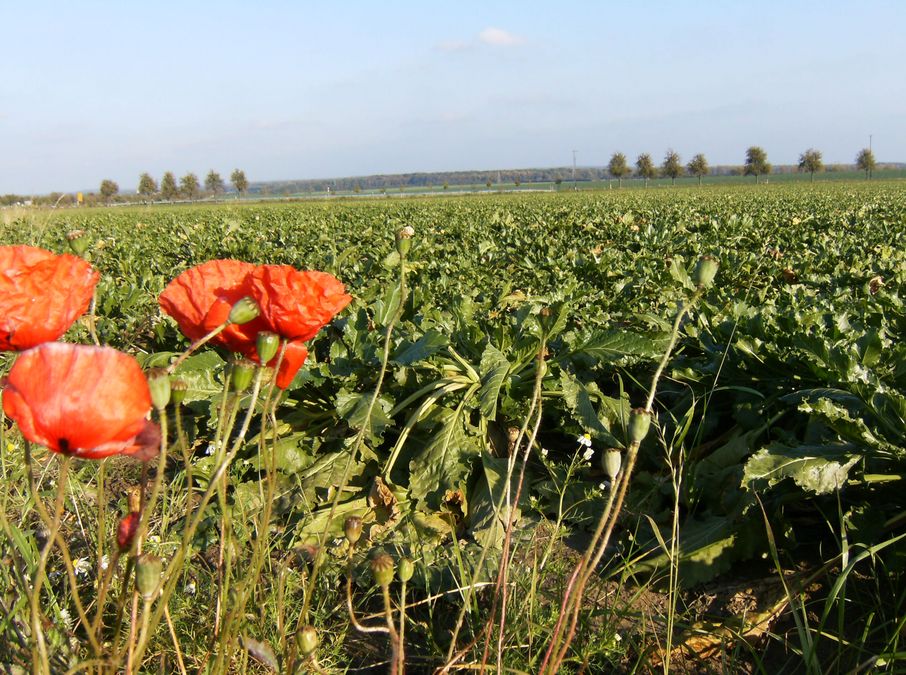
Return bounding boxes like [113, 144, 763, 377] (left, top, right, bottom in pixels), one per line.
[3, 343, 152, 458]
[0, 247, 99, 351]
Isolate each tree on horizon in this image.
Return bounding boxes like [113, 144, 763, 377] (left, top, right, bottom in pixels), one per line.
[856, 148, 876, 180]
[180, 172, 200, 200]
[635, 154, 656, 187]
[744, 146, 771, 183]
[205, 170, 225, 195]
[661, 149, 682, 185]
[137, 173, 157, 198]
[798, 149, 824, 181]
[687, 153, 709, 186]
[608, 152, 631, 187]
[160, 172, 178, 200]
[99, 179, 118, 203]
[231, 169, 248, 197]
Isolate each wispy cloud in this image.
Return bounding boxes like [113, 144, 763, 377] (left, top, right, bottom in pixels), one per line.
[478, 27, 525, 47]
[436, 40, 470, 53]
[437, 27, 526, 53]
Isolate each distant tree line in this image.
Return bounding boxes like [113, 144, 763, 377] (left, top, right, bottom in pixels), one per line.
[0, 148, 892, 206]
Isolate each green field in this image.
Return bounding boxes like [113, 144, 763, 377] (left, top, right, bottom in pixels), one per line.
[1, 181, 904, 672]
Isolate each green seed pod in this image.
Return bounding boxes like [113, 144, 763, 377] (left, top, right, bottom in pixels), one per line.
[66, 230, 91, 256]
[398, 556, 414, 582]
[602, 448, 622, 480]
[369, 552, 395, 588]
[296, 625, 319, 656]
[230, 358, 256, 392]
[170, 378, 188, 406]
[344, 516, 363, 546]
[135, 554, 162, 600]
[228, 296, 260, 325]
[146, 368, 171, 411]
[395, 226, 414, 257]
[628, 408, 651, 445]
[256, 331, 280, 364]
[692, 255, 720, 289]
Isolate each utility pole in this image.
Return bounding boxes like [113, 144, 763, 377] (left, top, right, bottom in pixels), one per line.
[869, 134, 873, 153]
[572, 150, 577, 191]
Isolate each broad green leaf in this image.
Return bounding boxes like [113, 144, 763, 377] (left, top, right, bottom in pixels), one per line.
[409, 407, 481, 508]
[393, 329, 448, 365]
[743, 444, 860, 495]
[335, 390, 394, 444]
[566, 329, 670, 363]
[479, 344, 510, 420]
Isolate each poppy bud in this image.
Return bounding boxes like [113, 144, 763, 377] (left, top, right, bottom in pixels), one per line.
[66, 230, 90, 256]
[628, 408, 651, 445]
[395, 226, 415, 256]
[602, 448, 622, 480]
[692, 255, 719, 289]
[136, 554, 162, 600]
[117, 511, 140, 552]
[296, 625, 319, 656]
[398, 556, 414, 582]
[230, 358, 256, 392]
[369, 552, 395, 588]
[228, 296, 260, 325]
[256, 331, 280, 364]
[170, 378, 188, 405]
[344, 516, 363, 546]
[146, 368, 171, 410]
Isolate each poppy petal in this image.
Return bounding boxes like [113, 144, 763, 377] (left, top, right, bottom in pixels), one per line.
[2, 343, 153, 460]
[0, 246, 99, 351]
[249, 266, 351, 342]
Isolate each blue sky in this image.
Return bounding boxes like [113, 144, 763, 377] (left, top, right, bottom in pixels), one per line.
[3, 1, 904, 193]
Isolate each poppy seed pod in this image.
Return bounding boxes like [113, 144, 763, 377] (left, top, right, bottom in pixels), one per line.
[297, 625, 319, 656]
[136, 554, 162, 600]
[369, 553, 395, 588]
[170, 378, 188, 406]
[602, 448, 622, 480]
[228, 296, 260, 325]
[230, 358, 256, 392]
[66, 230, 90, 256]
[628, 408, 651, 445]
[256, 331, 280, 364]
[692, 255, 720, 289]
[344, 516, 363, 546]
[395, 226, 415, 256]
[398, 556, 414, 582]
[146, 368, 171, 410]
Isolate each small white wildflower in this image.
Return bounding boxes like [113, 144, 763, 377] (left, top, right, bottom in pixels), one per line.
[58, 608, 73, 632]
[583, 447, 594, 462]
[184, 581, 197, 596]
[577, 434, 592, 448]
[598, 482, 607, 491]
[614, 632, 622, 642]
[73, 558, 91, 579]
[540, 447, 549, 458]
[205, 443, 216, 456]
[100, 554, 110, 572]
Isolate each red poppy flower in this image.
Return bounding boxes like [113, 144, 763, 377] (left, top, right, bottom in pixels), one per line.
[158, 259, 266, 354]
[0, 245, 100, 351]
[249, 266, 352, 343]
[159, 261, 350, 388]
[2, 343, 160, 460]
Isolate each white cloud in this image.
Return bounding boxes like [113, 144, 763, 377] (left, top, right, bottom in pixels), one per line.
[436, 40, 470, 53]
[478, 27, 525, 47]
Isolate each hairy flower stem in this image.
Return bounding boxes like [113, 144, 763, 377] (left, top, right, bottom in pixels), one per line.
[300, 247, 408, 625]
[25, 448, 73, 674]
[131, 369, 266, 669]
[541, 291, 703, 674]
[165, 321, 229, 375]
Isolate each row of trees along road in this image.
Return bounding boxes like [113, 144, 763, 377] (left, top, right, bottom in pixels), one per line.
[98, 170, 249, 202]
[606, 147, 879, 186]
